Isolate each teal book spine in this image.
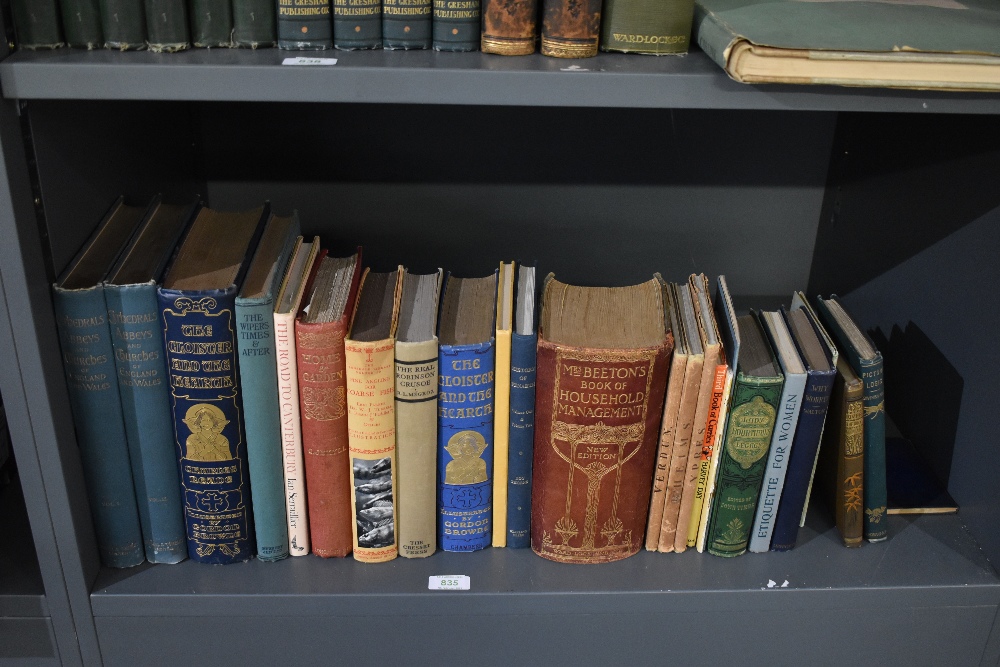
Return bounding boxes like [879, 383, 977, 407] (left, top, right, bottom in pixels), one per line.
[60, 0, 103, 48]
[12, 0, 64, 48]
[278, 0, 333, 49]
[334, 0, 382, 49]
[53, 285, 145, 568]
[432, 0, 480, 51]
[235, 298, 290, 561]
[190, 0, 233, 46]
[159, 286, 255, 563]
[105, 283, 187, 563]
[383, 0, 431, 49]
[100, 0, 146, 49]
[144, 0, 190, 51]
[233, 0, 276, 46]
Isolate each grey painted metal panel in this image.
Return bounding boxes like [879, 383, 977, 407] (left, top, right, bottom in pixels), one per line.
[0, 468, 47, 618]
[2, 49, 1000, 113]
[0, 618, 56, 660]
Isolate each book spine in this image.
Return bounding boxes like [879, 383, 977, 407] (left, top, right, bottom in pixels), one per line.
[235, 298, 289, 562]
[297, 321, 354, 558]
[644, 351, 686, 551]
[105, 283, 187, 564]
[53, 286, 144, 568]
[275, 311, 310, 556]
[431, 0, 480, 51]
[346, 338, 399, 562]
[190, 0, 233, 46]
[506, 332, 536, 549]
[333, 0, 382, 49]
[531, 340, 670, 564]
[599, 0, 693, 54]
[684, 362, 726, 549]
[481, 0, 537, 55]
[492, 327, 512, 548]
[770, 369, 835, 551]
[60, 0, 103, 48]
[705, 374, 783, 557]
[383, 0, 431, 48]
[143, 0, 189, 51]
[100, 0, 146, 49]
[438, 340, 495, 552]
[694, 372, 733, 551]
[748, 371, 806, 552]
[820, 368, 864, 547]
[691, 0, 733, 70]
[232, 0, 276, 46]
[860, 357, 887, 542]
[656, 354, 702, 552]
[539, 0, 600, 57]
[12, 0, 64, 48]
[673, 353, 718, 553]
[278, 0, 332, 48]
[159, 287, 254, 564]
[394, 339, 439, 557]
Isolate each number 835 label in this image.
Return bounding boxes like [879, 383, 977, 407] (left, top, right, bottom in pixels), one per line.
[428, 575, 471, 590]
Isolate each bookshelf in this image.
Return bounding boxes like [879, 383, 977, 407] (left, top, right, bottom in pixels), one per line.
[0, 25, 999, 667]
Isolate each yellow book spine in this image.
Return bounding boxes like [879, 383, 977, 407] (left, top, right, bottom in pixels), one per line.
[492, 327, 512, 547]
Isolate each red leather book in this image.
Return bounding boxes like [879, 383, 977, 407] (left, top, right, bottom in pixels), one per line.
[296, 250, 363, 558]
[530, 275, 673, 564]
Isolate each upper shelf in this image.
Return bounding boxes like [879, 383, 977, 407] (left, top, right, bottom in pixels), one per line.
[2, 47, 1000, 112]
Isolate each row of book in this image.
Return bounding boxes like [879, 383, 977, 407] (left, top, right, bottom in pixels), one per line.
[13, 0, 695, 56]
[54, 196, 887, 568]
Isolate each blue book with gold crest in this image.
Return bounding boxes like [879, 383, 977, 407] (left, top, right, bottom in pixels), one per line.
[437, 272, 498, 552]
[158, 204, 269, 564]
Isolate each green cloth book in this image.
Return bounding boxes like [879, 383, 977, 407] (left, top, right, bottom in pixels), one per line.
[600, 0, 694, 54]
[693, 0, 1000, 90]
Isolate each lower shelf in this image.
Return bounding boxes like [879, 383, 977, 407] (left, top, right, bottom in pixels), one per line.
[91, 512, 999, 665]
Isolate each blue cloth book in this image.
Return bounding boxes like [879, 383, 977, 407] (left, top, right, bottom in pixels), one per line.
[104, 197, 196, 564]
[437, 272, 498, 552]
[52, 197, 146, 568]
[506, 266, 536, 548]
[234, 213, 300, 562]
[158, 204, 269, 564]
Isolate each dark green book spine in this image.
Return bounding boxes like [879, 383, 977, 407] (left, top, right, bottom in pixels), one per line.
[101, 0, 146, 49]
[432, 0, 480, 51]
[333, 0, 382, 49]
[61, 0, 103, 48]
[190, 0, 233, 46]
[599, 0, 694, 54]
[278, 0, 333, 49]
[705, 373, 783, 557]
[144, 0, 189, 51]
[383, 0, 431, 49]
[12, 0, 64, 48]
[233, 0, 276, 47]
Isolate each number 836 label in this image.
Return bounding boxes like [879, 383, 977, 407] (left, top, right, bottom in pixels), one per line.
[428, 575, 471, 591]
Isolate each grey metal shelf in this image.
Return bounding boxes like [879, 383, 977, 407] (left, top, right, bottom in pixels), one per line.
[0, 471, 46, 618]
[2, 47, 1000, 112]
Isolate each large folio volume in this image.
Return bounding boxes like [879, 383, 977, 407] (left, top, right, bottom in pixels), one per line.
[531, 276, 672, 563]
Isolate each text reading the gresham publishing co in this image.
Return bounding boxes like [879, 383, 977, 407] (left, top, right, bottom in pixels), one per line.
[556, 361, 648, 420]
[278, 0, 331, 15]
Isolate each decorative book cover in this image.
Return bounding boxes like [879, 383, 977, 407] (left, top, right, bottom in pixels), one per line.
[334, 0, 382, 49]
[190, 0, 232, 46]
[383, 0, 430, 49]
[61, 0, 103, 48]
[144, 0, 189, 51]
[394, 269, 442, 558]
[507, 265, 536, 549]
[747, 310, 806, 553]
[234, 213, 300, 562]
[492, 262, 515, 548]
[540, 0, 601, 57]
[432, 0, 480, 51]
[816, 295, 887, 542]
[105, 197, 196, 564]
[158, 205, 268, 564]
[346, 268, 404, 563]
[12, 0, 64, 48]
[531, 276, 671, 564]
[274, 237, 324, 556]
[600, 0, 693, 54]
[437, 272, 498, 552]
[770, 304, 836, 552]
[297, 249, 363, 558]
[278, 0, 333, 49]
[816, 357, 864, 547]
[233, 0, 276, 46]
[705, 312, 782, 558]
[481, 0, 537, 55]
[53, 198, 146, 568]
[100, 0, 146, 49]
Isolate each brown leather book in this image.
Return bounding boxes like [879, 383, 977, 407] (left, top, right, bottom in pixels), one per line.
[817, 356, 865, 547]
[296, 250, 363, 558]
[482, 0, 538, 55]
[540, 0, 601, 57]
[531, 275, 673, 564]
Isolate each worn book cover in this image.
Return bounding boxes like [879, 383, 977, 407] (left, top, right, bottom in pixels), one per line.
[540, 0, 601, 57]
[144, 0, 189, 51]
[61, 0, 103, 48]
[278, 0, 333, 49]
[531, 276, 672, 564]
[334, 0, 382, 49]
[13, 0, 64, 48]
[383, 0, 431, 48]
[190, 0, 232, 47]
[233, 0, 276, 47]
[100, 0, 146, 49]
[482, 0, 538, 55]
[432, 0, 480, 51]
[817, 356, 865, 547]
[600, 0, 693, 54]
